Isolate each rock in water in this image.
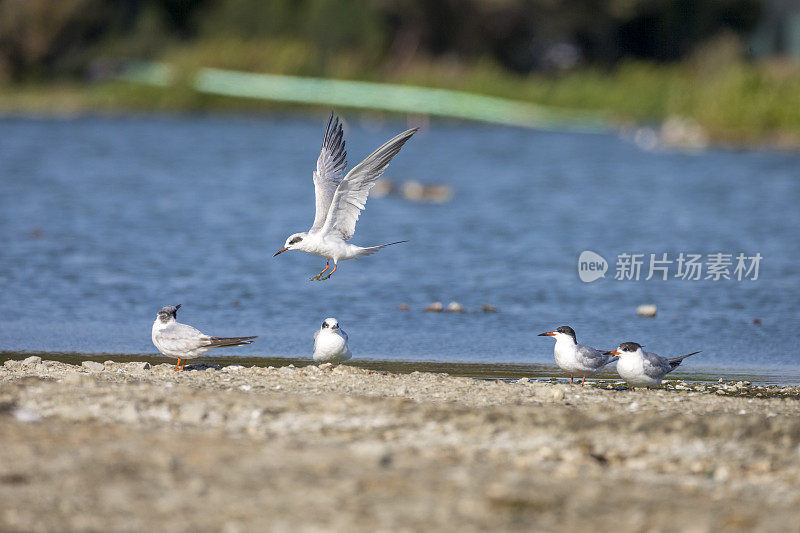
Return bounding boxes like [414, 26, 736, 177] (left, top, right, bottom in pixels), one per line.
[636, 304, 657, 317]
[424, 301, 443, 312]
[445, 301, 465, 313]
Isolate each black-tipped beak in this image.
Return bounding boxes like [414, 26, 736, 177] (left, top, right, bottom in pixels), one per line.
[175, 304, 181, 310]
[273, 247, 288, 257]
[538, 331, 555, 337]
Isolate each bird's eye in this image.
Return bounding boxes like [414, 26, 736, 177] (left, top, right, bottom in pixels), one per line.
[321, 322, 328, 328]
[290, 237, 302, 245]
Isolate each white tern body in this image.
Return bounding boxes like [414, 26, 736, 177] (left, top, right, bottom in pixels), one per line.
[313, 318, 351, 364]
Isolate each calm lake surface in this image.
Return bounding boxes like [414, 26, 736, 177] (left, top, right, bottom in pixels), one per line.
[1, 114, 799, 383]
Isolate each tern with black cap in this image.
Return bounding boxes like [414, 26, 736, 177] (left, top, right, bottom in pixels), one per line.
[607, 342, 700, 390]
[538, 326, 617, 385]
[273, 113, 417, 280]
[151, 304, 257, 371]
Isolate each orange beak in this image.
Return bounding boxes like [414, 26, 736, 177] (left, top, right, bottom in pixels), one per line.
[537, 331, 556, 337]
[609, 349, 620, 355]
[273, 247, 288, 257]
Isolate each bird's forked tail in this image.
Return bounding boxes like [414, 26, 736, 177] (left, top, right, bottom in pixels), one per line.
[668, 350, 701, 370]
[207, 336, 258, 348]
[360, 240, 408, 256]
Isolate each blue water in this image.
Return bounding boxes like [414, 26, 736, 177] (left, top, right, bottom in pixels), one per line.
[1, 114, 799, 380]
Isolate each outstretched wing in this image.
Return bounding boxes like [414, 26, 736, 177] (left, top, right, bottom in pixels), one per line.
[321, 127, 417, 241]
[310, 113, 348, 232]
[155, 323, 211, 353]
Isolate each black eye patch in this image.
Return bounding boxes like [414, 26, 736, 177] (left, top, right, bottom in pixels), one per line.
[321, 322, 328, 328]
[290, 237, 302, 245]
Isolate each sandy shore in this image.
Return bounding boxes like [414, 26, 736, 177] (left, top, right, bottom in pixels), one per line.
[1, 357, 799, 532]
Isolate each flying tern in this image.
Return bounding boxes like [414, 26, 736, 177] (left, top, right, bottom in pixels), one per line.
[273, 113, 417, 280]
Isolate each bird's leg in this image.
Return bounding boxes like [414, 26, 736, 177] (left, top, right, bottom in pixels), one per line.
[631, 386, 636, 391]
[319, 263, 338, 281]
[581, 376, 586, 386]
[310, 261, 330, 281]
[179, 359, 188, 371]
[570, 376, 574, 384]
[174, 358, 182, 371]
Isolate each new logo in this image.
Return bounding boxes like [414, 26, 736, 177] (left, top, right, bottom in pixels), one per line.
[578, 250, 608, 282]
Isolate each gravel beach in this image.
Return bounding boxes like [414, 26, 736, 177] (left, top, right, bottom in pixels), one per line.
[1, 357, 799, 532]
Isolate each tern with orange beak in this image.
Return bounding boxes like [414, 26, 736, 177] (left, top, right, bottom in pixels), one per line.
[273, 113, 417, 280]
[607, 342, 700, 389]
[538, 326, 617, 385]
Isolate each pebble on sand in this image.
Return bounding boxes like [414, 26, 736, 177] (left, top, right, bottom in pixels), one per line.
[424, 301, 443, 312]
[636, 304, 657, 317]
[81, 361, 105, 372]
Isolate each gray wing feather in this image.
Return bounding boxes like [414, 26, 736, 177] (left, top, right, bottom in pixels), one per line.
[156, 323, 211, 353]
[322, 127, 417, 240]
[643, 352, 673, 379]
[575, 344, 616, 371]
[311, 113, 348, 232]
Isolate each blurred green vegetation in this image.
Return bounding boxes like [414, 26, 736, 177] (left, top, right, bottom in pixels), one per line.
[0, 0, 798, 145]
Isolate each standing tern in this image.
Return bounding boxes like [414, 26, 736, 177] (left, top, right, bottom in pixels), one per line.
[313, 317, 351, 363]
[608, 342, 700, 390]
[538, 325, 617, 385]
[151, 305, 257, 371]
[273, 113, 417, 280]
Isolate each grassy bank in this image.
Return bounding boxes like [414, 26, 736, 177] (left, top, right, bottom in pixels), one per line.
[2, 37, 799, 147]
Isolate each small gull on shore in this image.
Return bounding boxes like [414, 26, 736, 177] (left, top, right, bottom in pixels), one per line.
[151, 305, 257, 371]
[608, 342, 700, 390]
[538, 326, 618, 386]
[313, 318, 351, 364]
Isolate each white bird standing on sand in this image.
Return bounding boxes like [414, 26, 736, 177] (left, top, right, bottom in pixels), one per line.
[151, 305, 257, 371]
[538, 325, 618, 385]
[608, 342, 700, 390]
[273, 113, 418, 280]
[313, 317, 351, 364]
